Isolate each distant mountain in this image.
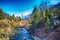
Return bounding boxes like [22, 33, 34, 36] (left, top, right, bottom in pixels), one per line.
[23, 2, 60, 19]
[50, 2, 60, 8]
[22, 14, 31, 19]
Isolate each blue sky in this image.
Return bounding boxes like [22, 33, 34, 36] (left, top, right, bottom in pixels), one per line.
[0, 0, 60, 17]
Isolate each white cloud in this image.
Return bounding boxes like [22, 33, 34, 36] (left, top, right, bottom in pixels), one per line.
[7, 8, 33, 18]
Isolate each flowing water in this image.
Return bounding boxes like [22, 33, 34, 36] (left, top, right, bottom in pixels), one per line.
[9, 27, 34, 40]
[9, 27, 51, 40]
